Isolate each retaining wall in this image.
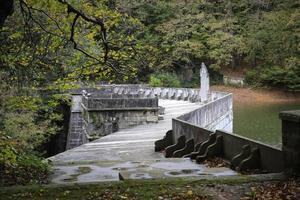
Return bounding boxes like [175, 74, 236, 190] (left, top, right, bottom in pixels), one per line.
[82, 93, 159, 138]
[172, 110, 284, 173]
[82, 94, 158, 111]
[223, 76, 245, 87]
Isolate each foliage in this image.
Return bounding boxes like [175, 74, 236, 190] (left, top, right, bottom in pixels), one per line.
[0, 133, 51, 186]
[0, 77, 69, 186]
[149, 72, 181, 88]
[241, 179, 300, 200]
[245, 59, 300, 90]
[117, 0, 299, 90]
[0, 95, 60, 186]
[3, 111, 56, 152]
[1, 0, 299, 88]
[0, 0, 299, 186]
[0, 0, 156, 87]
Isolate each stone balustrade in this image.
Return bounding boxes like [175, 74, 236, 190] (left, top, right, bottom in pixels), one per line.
[70, 84, 229, 103]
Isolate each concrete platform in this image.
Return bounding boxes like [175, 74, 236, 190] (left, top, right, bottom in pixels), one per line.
[49, 100, 237, 184]
[51, 158, 237, 184]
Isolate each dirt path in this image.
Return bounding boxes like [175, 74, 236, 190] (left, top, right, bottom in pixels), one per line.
[212, 85, 300, 105]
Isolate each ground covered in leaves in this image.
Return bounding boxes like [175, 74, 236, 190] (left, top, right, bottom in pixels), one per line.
[0, 178, 299, 200]
[202, 157, 230, 168]
[241, 179, 300, 200]
[0, 179, 212, 200]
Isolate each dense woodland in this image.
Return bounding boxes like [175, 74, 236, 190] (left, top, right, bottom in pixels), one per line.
[0, 0, 299, 185]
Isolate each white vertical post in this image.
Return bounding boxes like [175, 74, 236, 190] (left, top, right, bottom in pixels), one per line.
[199, 62, 210, 102]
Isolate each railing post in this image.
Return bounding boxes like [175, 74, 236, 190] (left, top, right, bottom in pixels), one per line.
[279, 110, 300, 176]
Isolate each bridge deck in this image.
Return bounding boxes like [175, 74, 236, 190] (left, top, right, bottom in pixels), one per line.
[49, 100, 237, 184]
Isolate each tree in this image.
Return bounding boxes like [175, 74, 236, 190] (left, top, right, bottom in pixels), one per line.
[0, 0, 14, 27]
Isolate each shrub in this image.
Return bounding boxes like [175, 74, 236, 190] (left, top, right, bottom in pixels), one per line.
[0, 133, 51, 186]
[0, 92, 68, 186]
[245, 70, 259, 86]
[245, 61, 300, 91]
[149, 72, 181, 87]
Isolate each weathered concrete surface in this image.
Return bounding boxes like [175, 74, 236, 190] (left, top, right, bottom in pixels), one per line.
[49, 100, 237, 184]
[50, 159, 237, 184]
[51, 100, 201, 163]
[65, 95, 87, 150]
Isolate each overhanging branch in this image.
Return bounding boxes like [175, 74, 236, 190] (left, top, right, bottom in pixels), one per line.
[18, 0, 111, 68]
[58, 0, 109, 62]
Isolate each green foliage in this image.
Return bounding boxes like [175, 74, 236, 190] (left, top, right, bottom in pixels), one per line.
[0, 78, 69, 185]
[0, 0, 155, 86]
[0, 133, 17, 167]
[0, 132, 51, 186]
[149, 73, 181, 88]
[3, 112, 56, 152]
[2, 0, 298, 88]
[117, 0, 299, 89]
[0, 0, 299, 185]
[245, 57, 300, 90]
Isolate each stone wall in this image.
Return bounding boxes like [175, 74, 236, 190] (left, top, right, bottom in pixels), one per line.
[82, 94, 158, 110]
[223, 76, 245, 87]
[82, 92, 159, 139]
[65, 95, 87, 150]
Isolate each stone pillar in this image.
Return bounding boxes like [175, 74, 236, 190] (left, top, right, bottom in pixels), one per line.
[279, 110, 300, 176]
[199, 62, 209, 102]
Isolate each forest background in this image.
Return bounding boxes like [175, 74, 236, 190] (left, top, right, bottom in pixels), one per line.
[0, 0, 299, 185]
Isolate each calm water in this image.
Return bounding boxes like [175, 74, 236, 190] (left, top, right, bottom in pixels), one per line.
[233, 102, 300, 148]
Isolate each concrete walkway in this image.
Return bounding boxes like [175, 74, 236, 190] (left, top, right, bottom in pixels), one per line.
[49, 100, 237, 184]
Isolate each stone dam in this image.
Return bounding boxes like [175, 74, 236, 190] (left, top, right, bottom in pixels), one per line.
[49, 85, 238, 183]
[48, 65, 300, 184]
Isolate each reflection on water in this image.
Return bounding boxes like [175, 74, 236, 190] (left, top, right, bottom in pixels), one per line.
[233, 102, 300, 148]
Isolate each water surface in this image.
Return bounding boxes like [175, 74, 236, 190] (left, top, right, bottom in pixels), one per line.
[233, 101, 300, 148]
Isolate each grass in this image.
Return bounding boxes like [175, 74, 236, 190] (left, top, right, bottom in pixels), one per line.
[0, 174, 285, 200]
[0, 179, 212, 200]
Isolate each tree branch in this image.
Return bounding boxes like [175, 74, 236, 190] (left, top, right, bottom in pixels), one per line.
[58, 0, 109, 62]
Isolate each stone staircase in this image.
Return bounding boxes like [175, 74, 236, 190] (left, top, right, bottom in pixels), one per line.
[65, 96, 87, 150]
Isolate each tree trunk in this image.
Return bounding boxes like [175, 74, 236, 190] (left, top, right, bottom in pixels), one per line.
[0, 0, 14, 28]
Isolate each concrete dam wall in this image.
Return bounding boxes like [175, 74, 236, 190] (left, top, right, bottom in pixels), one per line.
[66, 85, 233, 150]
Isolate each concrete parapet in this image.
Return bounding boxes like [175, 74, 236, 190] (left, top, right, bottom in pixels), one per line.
[176, 93, 233, 133]
[171, 117, 284, 173]
[280, 110, 300, 176]
[69, 84, 230, 105]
